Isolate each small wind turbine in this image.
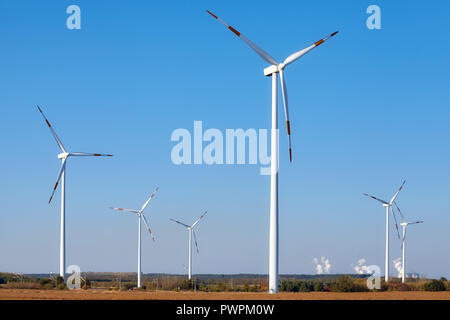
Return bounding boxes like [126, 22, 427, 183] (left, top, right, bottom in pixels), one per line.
[170, 211, 207, 280]
[364, 180, 406, 282]
[207, 10, 338, 293]
[400, 220, 423, 283]
[110, 187, 159, 288]
[37, 106, 113, 282]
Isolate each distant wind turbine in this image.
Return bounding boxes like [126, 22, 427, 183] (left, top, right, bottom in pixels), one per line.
[170, 211, 207, 280]
[364, 180, 406, 282]
[37, 106, 113, 282]
[207, 10, 338, 293]
[110, 187, 159, 288]
[400, 219, 423, 283]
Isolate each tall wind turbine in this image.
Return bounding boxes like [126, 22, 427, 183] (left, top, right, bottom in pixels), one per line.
[364, 180, 406, 282]
[400, 219, 423, 283]
[207, 10, 338, 293]
[37, 106, 113, 282]
[170, 211, 207, 280]
[110, 187, 159, 288]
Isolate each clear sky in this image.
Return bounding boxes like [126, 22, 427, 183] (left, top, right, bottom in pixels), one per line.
[1, 1, 449, 278]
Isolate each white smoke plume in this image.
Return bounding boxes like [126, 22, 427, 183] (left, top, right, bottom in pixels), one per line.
[393, 257, 403, 278]
[313, 257, 331, 275]
[353, 258, 369, 274]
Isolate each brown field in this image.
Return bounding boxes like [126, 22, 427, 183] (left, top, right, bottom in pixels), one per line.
[0, 289, 449, 300]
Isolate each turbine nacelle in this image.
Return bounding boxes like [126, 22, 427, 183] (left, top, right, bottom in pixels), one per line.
[263, 63, 287, 76]
[264, 65, 279, 76]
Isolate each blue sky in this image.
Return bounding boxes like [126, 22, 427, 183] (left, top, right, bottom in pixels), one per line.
[1, 1, 449, 278]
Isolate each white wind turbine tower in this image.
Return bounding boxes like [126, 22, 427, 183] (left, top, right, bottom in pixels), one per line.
[207, 10, 338, 293]
[170, 211, 207, 280]
[110, 187, 159, 288]
[400, 219, 423, 283]
[37, 106, 113, 282]
[364, 180, 406, 282]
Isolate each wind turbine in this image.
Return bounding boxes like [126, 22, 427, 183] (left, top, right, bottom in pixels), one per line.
[110, 187, 159, 288]
[170, 211, 207, 280]
[364, 180, 406, 282]
[400, 219, 423, 283]
[207, 10, 338, 293]
[37, 106, 113, 282]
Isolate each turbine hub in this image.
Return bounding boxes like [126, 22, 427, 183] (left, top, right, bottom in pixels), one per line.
[277, 63, 286, 71]
[57, 152, 69, 159]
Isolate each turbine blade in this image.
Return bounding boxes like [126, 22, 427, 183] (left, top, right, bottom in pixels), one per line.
[191, 210, 207, 228]
[391, 207, 400, 240]
[283, 31, 338, 66]
[390, 180, 406, 205]
[37, 105, 66, 153]
[393, 201, 406, 221]
[48, 157, 67, 204]
[169, 218, 190, 228]
[401, 227, 407, 249]
[279, 69, 292, 162]
[141, 214, 155, 241]
[363, 193, 389, 205]
[69, 152, 113, 157]
[193, 230, 199, 253]
[109, 207, 140, 214]
[140, 187, 159, 213]
[206, 10, 278, 66]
